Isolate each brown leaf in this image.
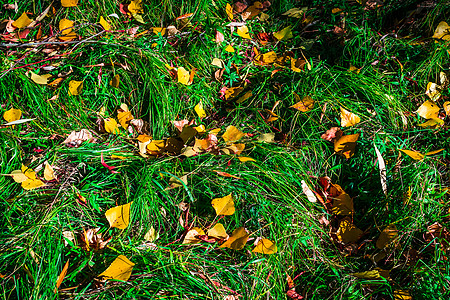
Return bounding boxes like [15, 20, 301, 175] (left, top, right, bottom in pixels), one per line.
[321, 127, 343, 142]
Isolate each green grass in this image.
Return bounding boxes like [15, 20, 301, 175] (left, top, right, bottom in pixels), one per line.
[1, 0, 450, 299]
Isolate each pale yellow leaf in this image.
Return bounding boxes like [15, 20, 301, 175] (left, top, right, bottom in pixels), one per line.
[301, 180, 317, 202]
[105, 202, 132, 229]
[432, 21, 450, 41]
[416, 100, 439, 119]
[144, 226, 159, 242]
[61, 0, 78, 7]
[99, 16, 111, 31]
[10, 170, 28, 183]
[207, 223, 228, 239]
[418, 118, 444, 128]
[237, 25, 251, 39]
[350, 270, 381, 280]
[273, 26, 293, 41]
[222, 125, 244, 143]
[282, 7, 307, 18]
[30, 72, 52, 85]
[99, 255, 135, 281]
[3, 108, 22, 123]
[252, 239, 277, 254]
[211, 193, 235, 216]
[340, 107, 360, 127]
[194, 101, 206, 118]
[12, 12, 32, 29]
[104, 118, 119, 134]
[68, 80, 83, 96]
[183, 227, 205, 244]
[132, 13, 145, 24]
[211, 58, 224, 68]
[220, 227, 249, 250]
[44, 161, 55, 181]
[425, 82, 441, 101]
[374, 144, 387, 196]
[22, 178, 45, 190]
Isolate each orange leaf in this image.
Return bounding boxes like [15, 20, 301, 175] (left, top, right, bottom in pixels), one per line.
[334, 133, 359, 158]
[220, 227, 249, 250]
[54, 260, 70, 292]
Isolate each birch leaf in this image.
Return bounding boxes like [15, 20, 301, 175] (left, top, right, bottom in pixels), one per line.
[99, 255, 135, 281]
[211, 193, 235, 216]
[252, 239, 277, 254]
[105, 202, 132, 229]
[220, 227, 249, 250]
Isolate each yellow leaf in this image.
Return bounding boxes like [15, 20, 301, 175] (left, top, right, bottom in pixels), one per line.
[207, 223, 228, 239]
[331, 192, 354, 215]
[236, 91, 252, 104]
[177, 67, 191, 85]
[211, 58, 224, 68]
[144, 226, 159, 242]
[273, 26, 293, 41]
[44, 161, 55, 181]
[399, 149, 424, 160]
[12, 12, 32, 29]
[224, 45, 235, 52]
[99, 16, 111, 31]
[182, 227, 205, 244]
[211, 193, 235, 216]
[224, 143, 245, 155]
[59, 19, 77, 41]
[337, 218, 363, 244]
[418, 118, 444, 128]
[220, 227, 249, 250]
[147, 140, 165, 154]
[376, 224, 398, 249]
[29, 72, 52, 85]
[237, 25, 251, 39]
[417, 100, 440, 119]
[22, 178, 45, 190]
[132, 13, 145, 24]
[194, 101, 206, 118]
[224, 87, 244, 100]
[238, 157, 255, 162]
[193, 124, 206, 133]
[425, 82, 441, 101]
[291, 58, 306, 72]
[3, 108, 22, 123]
[55, 260, 70, 292]
[349, 65, 361, 73]
[242, 2, 263, 20]
[10, 170, 28, 183]
[393, 290, 412, 300]
[252, 239, 277, 254]
[99, 255, 135, 281]
[222, 125, 244, 143]
[117, 111, 133, 129]
[290, 94, 314, 112]
[152, 27, 166, 35]
[332, 8, 343, 14]
[61, 0, 78, 7]
[254, 51, 277, 65]
[225, 3, 233, 20]
[443, 101, 450, 116]
[340, 107, 360, 127]
[209, 128, 221, 135]
[334, 133, 360, 158]
[350, 270, 381, 280]
[68, 80, 83, 96]
[282, 7, 307, 18]
[128, 0, 143, 14]
[105, 202, 132, 229]
[425, 149, 444, 156]
[109, 74, 120, 88]
[432, 21, 450, 41]
[104, 118, 119, 134]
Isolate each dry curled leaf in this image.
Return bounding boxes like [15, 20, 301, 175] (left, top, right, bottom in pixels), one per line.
[63, 129, 95, 147]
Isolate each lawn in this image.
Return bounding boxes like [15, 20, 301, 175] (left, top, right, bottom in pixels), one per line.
[1, 0, 450, 299]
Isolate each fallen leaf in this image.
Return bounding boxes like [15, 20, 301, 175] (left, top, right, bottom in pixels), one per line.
[183, 227, 205, 244]
[273, 26, 293, 41]
[220, 227, 249, 250]
[61, 0, 78, 7]
[222, 125, 244, 143]
[211, 193, 235, 216]
[79, 228, 111, 251]
[418, 118, 444, 128]
[443, 101, 450, 116]
[301, 180, 317, 202]
[105, 202, 132, 229]
[416, 100, 439, 119]
[376, 224, 398, 249]
[168, 174, 187, 189]
[214, 170, 242, 179]
[393, 290, 412, 300]
[236, 91, 252, 103]
[340, 107, 360, 127]
[425, 149, 444, 156]
[110, 74, 120, 88]
[237, 25, 251, 39]
[10, 170, 29, 183]
[128, 0, 143, 14]
[334, 133, 360, 158]
[242, 2, 262, 20]
[29, 72, 52, 85]
[283, 7, 307, 18]
[291, 94, 314, 112]
[117, 111, 133, 129]
[399, 149, 424, 161]
[331, 192, 354, 215]
[225, 3, 233, 20]
[224, 45, 235, 52]
[337, 218, 363, 244]
[54, 260, 70, 293]
[104, 118, 119, 134]
[48, 77, 64, 87]
[3, 108, 22, 123]
[132, 13, 145, 24]
[321, 127, 343, 142]
[22, 178, 45, 190]
[144, 226, 159, 242]
[254, 51, 277, 65]
[68, 80, 83, 95]
[258, 133, 275, 143]
[211, 58, 224, 68]
[425, 82, 441, 101]
[350, 270, 381, 280]
[12, 12, 32, 29]
[99, 16, 111, 31]
[63, 129, 95, 147]
[223, 143, 245, 155]
[252, 239, 277, 254]
[224, 87, 244, 100]
[59, 18, 77, 41]
[44, 161, 55, 181]
[99, 255, 134, 281]
[194, 101, 206, 118]
[374, 145, 387, 196]
[432, 21, 450, 41]
[238, 156, 255, 162]
[193, 125, 206, 133]
[177, 67, 192, 85]
[215, 30, 224, 43]
[207, 223, 228, 239]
